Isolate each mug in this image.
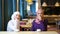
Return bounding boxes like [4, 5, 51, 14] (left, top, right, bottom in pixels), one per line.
[36, 29, 41, 31]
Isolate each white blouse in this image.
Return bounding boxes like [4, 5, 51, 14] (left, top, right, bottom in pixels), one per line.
[7, 20, 20, 32]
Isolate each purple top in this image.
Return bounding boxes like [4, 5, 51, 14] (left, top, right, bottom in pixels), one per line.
[31, 20, 45, 31]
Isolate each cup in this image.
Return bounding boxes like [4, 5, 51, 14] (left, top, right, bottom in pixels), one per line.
[36, 29, 41, 31]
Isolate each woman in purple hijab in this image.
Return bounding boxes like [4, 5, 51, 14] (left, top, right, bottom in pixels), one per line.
[31, 8, 47, 31]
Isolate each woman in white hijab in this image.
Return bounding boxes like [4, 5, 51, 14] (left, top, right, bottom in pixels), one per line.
[7, 11, 20, 31]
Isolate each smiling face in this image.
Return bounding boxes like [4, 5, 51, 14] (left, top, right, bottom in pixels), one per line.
[15, 14, 20, 21]
[16, 14, 20, 20]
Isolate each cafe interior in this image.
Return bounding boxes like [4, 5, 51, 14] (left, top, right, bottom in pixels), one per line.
[0, 0, 60, 34]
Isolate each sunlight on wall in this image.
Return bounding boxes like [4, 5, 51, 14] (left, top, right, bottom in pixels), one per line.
[36, 1, 38, 12]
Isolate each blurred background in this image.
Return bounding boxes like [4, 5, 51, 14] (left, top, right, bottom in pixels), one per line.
[0, 0, 60, 33]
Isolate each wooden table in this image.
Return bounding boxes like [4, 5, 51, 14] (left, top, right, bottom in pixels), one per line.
[20, 24, 32, 28]
[20, 23, 32, 31]
[0, 31, 58, 34]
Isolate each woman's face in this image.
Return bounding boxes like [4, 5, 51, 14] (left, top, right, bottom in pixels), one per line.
[37, 9, 43, 17]
[15, 14, 20, 20]
[37, 11, 43, 17]
[36, 9, 43, 20]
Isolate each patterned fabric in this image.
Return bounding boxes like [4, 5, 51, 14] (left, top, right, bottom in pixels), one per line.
[31, 20, 45, 31]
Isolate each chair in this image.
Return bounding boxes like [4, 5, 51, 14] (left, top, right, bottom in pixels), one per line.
[44, 19, 48, 31]
[56, 20, 60, 30]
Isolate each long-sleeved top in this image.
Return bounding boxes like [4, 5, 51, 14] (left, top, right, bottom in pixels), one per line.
[31, 20, 45, 31]
[7, 20, 20, 31]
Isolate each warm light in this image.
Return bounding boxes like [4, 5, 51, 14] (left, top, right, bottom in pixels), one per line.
[26, 0, 32, 3]
[27, 5, 30, 11]
[42, 2, 47, 7]
[26, 0, 33, 5]
[55, 2, 59, 7]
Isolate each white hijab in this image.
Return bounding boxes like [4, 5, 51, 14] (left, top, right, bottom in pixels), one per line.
[7, 11, 20, 31]
[11, 11, 20, 20]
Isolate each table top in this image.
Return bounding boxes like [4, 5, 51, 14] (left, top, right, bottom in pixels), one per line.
[20, 24, 32, 28]
[44, 15, 60, 17]
[0, 31, 58, 34]
[20, 22, 32, 28]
